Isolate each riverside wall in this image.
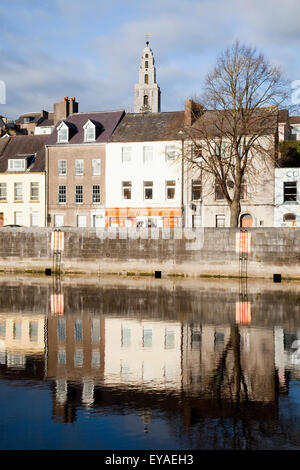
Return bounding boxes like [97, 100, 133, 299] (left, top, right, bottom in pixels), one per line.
[0, 227, 299, 280]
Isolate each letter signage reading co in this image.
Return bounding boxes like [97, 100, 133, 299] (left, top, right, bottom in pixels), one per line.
[286, 170, 300, 178]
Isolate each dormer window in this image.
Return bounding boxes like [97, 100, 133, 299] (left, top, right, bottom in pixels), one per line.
[83, 120, 96, 142]
[8, 159, 26, 171]
[57, 121, 69, 143]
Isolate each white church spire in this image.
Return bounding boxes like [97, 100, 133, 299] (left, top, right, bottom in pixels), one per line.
[134, 39, 161, 113]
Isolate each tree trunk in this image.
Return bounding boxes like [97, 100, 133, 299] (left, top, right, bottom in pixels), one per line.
[229, 199, 241, 227]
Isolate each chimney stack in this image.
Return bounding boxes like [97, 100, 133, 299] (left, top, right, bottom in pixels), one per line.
[53, 96, 79, 125]
[184, 99, 203, 127]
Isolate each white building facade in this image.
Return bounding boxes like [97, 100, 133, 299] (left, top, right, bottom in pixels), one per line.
[274, 167, 300, 227]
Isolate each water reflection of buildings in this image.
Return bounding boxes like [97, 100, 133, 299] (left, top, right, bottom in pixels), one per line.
[0, 313, 45, 378]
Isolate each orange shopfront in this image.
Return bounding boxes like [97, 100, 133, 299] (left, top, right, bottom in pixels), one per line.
[105, 208, 182, 228]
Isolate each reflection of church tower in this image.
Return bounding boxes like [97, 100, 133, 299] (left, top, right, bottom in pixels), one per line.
[134, 41, 161, 113]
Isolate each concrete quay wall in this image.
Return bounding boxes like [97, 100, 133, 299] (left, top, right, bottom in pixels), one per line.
[0, 227, 299, 280]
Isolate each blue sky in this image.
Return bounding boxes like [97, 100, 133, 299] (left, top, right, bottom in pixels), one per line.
[0, 0, 300, 119]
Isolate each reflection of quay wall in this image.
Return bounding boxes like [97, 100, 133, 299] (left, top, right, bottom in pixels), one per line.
[183, 325, 275, 403]
[0, 313, 45, 354]
[0, 228, 299, 279]
[104, 318, 182, 390]
[47, 314, 105, 382]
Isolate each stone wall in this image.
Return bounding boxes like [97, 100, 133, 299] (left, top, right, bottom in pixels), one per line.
[0, 227, 299, 279]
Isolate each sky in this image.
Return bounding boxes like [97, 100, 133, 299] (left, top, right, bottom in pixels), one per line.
[0, 0, 300, 119]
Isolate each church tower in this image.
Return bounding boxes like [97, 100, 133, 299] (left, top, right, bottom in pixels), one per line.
[134, 41, 161, 113]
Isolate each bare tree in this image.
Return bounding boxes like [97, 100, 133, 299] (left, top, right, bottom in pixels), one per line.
[182, 41, 291, 227]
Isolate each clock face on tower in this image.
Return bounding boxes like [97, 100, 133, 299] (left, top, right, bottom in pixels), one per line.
[134, 42, 161, 114]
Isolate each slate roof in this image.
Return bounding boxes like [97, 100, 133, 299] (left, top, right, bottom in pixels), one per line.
[46, 110, 125, 145]
[289, 116, 300, 125]
[37, 112, 54, 127]
[109, 111, 185, 142]
[15, 112, 42, 125]
[0, 135, 48, 172]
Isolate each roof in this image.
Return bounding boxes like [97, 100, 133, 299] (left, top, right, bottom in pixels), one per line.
[109, 111, 185, 142]
[289, 116, 300, 125]
[0, 135, 48, 172]
[15, 112, 42, 125]
[46, 110, 125, 145]
[37, 113, 54, 127]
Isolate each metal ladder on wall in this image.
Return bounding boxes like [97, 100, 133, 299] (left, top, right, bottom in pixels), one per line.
[52, 229, 63, 276]
[239, 229, 248, 280]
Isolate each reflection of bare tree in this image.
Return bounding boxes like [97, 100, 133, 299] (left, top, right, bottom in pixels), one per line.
[211, 325, 249, 405]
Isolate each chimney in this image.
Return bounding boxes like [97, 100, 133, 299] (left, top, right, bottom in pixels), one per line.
[184, 99, 203, 127]
[69, 97, 78, 115]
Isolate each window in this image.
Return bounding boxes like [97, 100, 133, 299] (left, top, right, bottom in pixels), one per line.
[0, 183, 7, 201]
[145, 61, 148, 68]
[14, 183, 23, 201]
[143, 328, 152, 348]
[165, 145, 176, 161]
[8, 159, 26, 171]
[58, 185, 66, 203]
[145, 53, 148, 58]
[84, 126, 95, 142]
[215, 142, 226, 158]
[216, 215, 225, 227]
[122, 147, 132, 163]
[57, 128, 68, 143]
[57, 349, 66, 365]
[30, 182, 39, 201]
[74, 350, 83, 368]
[75, 159, 84, 175]
[14, 212, 23, 225]
[284, 181, 297, 202]
[75, 185, 83, 204]
[91, 318, 100, 344]
[121, 327, 131, 347]
[77, 215, 87, 227]
[92, 159, 101, 175]
[0, 321, 6, 339]
[57, 318, 66, 341]
[30, 212, 39, 227]
[143, 146, 153, 163]
[191, 179, 201, 200]
[143, 95, 148, 106]
[122, 181, 131, 200]
[215, 183, 225, 200]
[58, 160, 67, 175]
[92, 184, 101, 203]
[74, 320, 83, 343]
[54, 214, 64, 227]
[240, 180, 248, 200]
[144, 181, 153, 200]
[166, 180, 176, 199]
[91, 351, 100, 368]
[13, 321, 22, 340]
[145, 74, 148, 84]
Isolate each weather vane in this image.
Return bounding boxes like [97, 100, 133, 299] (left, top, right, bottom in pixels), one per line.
[145, 33, 151, 46]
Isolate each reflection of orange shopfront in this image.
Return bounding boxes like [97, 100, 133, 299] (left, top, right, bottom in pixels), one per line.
[106, 208, 182, 228]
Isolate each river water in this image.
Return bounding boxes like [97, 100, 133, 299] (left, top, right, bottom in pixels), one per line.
[0, 275, 299, 450]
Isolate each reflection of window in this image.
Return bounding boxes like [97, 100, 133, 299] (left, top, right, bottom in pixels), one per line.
[144, 181, 153, 200]
[74, 350, 83, 368]
[166, 180, 176, 200]
[57, 349, 66, 365]
[284, 181, 297, 202]
[13, 321, 22, 340]
[74, 319, 83, 343]
[29, 321, 38, 342]
[91, 319, 100, 344]
[191, 179, 201, 200]
[120, 362, 131, 381]
[283, 213, 296, 222]
[191, 329, 201, 350]
[165, 329, 175, 349]
[91, 351, 100, 368]
[122, 181, 132, 200]
[0, 321, 6, 339]
[57, 318, 66, 342]
[121, 327, 131, 347]
[143, 328, 152, 348]
[214, 331, 225, 352]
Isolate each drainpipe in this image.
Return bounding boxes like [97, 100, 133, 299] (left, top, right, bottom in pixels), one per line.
[45, 145, 48, 227]
[179, 131, 185, 228]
